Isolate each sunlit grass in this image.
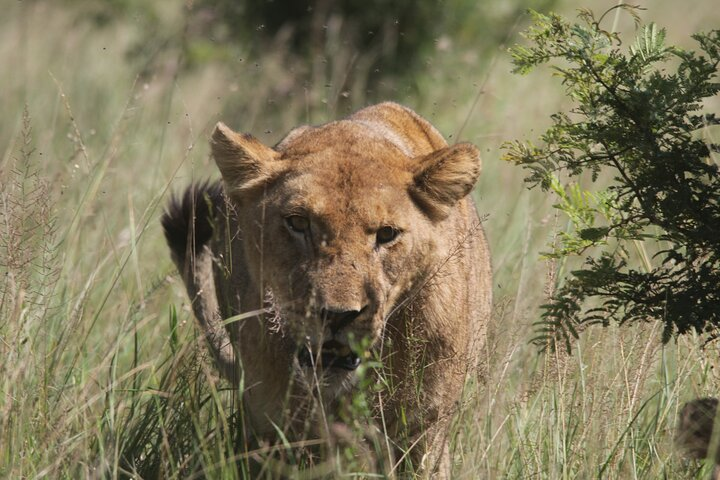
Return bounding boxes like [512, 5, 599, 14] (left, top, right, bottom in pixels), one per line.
[1, 0, 718, 478]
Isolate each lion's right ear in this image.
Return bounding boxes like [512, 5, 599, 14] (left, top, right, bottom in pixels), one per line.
[408, 142, 481, 222]
[211, 122, 283, 196]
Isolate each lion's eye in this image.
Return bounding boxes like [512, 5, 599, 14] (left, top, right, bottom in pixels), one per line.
[376, 226, 399, 245]
[286, 215, 309, 233]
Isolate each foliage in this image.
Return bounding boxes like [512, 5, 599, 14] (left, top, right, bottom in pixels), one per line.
[197, 0, 440, 72]
[61, 0, 558, 90]
[193, 0, 554, 74]
[61, 0, 159, 27]
[504, 7, 720, 351]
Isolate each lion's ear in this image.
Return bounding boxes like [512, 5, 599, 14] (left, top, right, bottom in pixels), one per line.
[211, 122, 282, 196]
[408, 142, 481, 221]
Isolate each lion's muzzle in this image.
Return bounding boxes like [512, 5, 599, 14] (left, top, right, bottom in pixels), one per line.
[322, 306, 367, 334]
[297, 339, 361, 371]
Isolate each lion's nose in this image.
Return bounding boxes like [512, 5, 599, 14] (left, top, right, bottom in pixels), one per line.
[322, 306, 368, 334]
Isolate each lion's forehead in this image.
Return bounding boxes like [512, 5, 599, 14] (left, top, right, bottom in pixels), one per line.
[272, 122, 421, 230]
[278, 120, 425, 165]
[286, 137, 412, 178]
[277, 169, 412, 229]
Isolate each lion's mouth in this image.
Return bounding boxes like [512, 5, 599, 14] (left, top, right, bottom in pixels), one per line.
[297, 339, 361, 371]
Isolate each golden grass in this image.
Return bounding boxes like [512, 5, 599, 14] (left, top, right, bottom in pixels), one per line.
[1, 0, 719, 477]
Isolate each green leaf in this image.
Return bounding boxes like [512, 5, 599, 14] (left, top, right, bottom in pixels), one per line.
[168, 304, 178, 354]
[630, 23, 668, 62]
[505, 10, 720, 352]
[578, 226, 610, 242]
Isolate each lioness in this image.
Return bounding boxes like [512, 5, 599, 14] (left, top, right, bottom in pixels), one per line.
[162, 102, 492, 476]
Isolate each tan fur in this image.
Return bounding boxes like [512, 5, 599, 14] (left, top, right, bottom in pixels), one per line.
[165, 102, 492, 477]
[677, 398, 720, 478]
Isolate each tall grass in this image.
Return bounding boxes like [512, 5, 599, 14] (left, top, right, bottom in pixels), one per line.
[1, 0, 719, 478]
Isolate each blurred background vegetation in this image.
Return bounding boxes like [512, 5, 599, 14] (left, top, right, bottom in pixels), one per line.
[1, 0, 719, 477]
[65, 0, 557, 85]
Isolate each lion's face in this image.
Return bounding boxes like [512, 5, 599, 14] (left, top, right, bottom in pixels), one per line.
[211, 114, 480, 379]
[256, 142, 427, 364]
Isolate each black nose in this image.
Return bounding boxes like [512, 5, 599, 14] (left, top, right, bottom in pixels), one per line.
[322, 306, 367, 334]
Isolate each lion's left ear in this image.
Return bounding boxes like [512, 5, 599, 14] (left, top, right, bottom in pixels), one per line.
[211, 122, 284, 197]
[408, 143, 481, 221]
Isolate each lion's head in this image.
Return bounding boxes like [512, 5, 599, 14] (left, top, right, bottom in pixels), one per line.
[210, 103, 481, 383]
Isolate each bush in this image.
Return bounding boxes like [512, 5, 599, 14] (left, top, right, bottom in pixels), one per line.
[58, 0, 559, 101]
[201, 0, 440, 71]
[198, 0, 556, 70]
[504, 7, 720, 350]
